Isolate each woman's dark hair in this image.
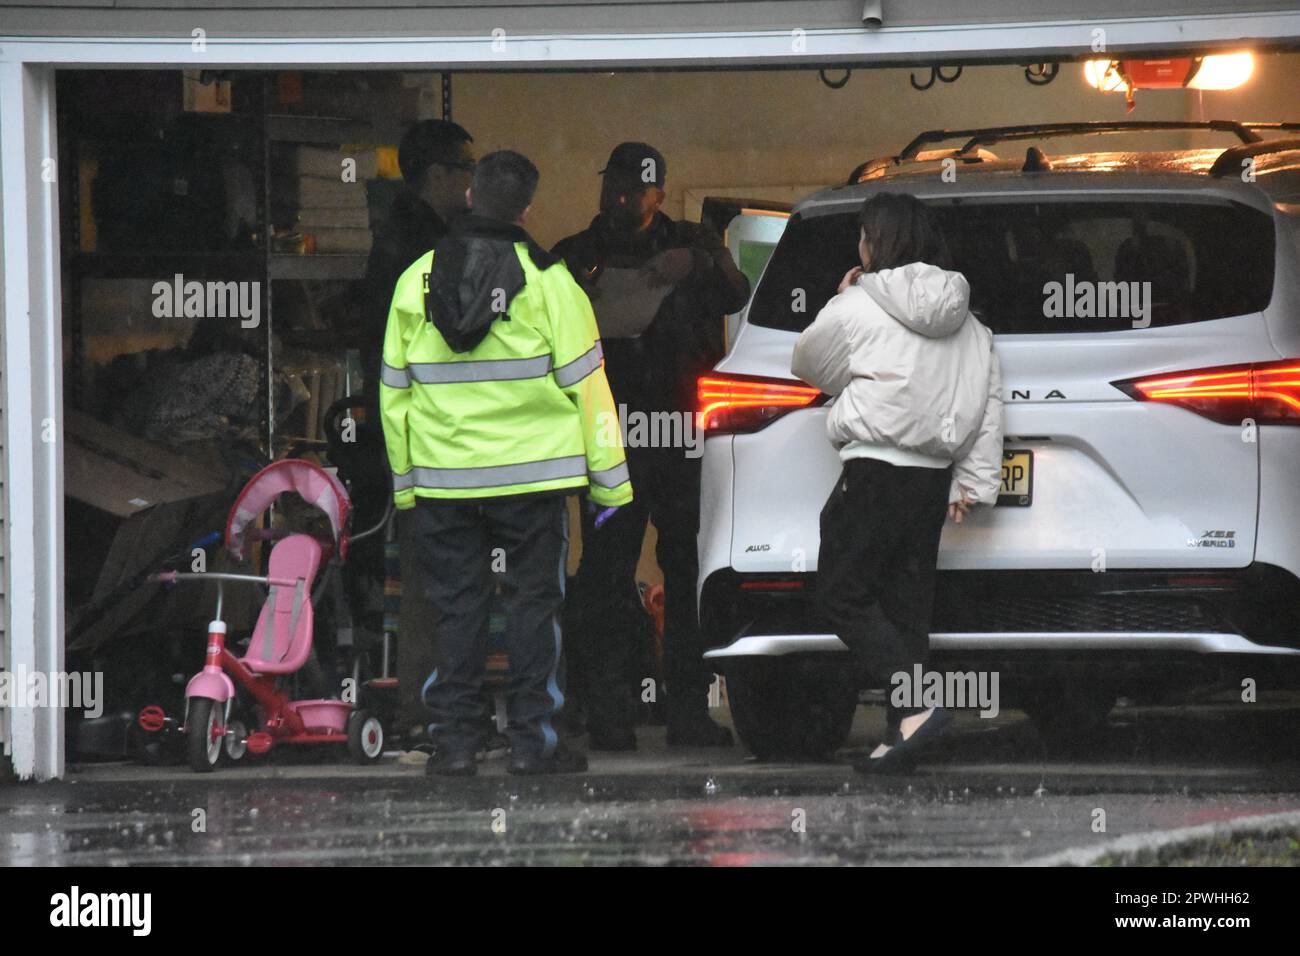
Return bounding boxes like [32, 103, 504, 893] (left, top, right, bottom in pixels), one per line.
[470, 150, 540, 223]
[857, 192, 954, 272]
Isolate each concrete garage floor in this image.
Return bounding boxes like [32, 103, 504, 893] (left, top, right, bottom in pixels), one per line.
[4, 703, 1300, 866]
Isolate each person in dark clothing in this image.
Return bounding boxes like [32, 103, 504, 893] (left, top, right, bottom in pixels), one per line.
[362, 119, 476, 398]
[380, 150, 631, 776]
[553, 142, 751, 750]
[360, 119, 476, 757]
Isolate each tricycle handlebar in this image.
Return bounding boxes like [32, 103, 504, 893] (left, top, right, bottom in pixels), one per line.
[149, 571, 303, 588]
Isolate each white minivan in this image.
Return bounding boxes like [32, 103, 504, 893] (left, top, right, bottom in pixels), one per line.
[697, 122, 1300, 759]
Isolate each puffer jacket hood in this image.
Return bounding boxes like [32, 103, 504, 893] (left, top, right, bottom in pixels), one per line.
[859, 262, 971, 339]
[790, 260, 1004, 506]
[425, 214, 557, 353]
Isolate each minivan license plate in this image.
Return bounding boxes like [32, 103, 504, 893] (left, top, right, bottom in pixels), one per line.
[997, 450, 1032, 506]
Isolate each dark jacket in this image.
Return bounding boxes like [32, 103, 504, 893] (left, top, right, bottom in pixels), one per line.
[361, 189, 453, 398]
[552, 212, 750, 414]
[425, 214, 557, 353]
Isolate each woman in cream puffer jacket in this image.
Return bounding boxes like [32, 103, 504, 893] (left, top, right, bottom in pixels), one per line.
[791, 191, 1003, 774]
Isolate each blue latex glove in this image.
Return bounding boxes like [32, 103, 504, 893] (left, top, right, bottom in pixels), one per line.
[586, 499, 619, 529]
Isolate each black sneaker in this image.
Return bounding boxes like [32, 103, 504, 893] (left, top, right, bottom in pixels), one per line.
[508, 746, 589, 776]
[425, 749, 476, 777]
[666, 715, 734, 748]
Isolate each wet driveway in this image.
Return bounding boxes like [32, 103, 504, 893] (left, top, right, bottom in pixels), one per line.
[4, 703, 1300, 865]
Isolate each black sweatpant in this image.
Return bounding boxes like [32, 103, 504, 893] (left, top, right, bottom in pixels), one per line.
[406, 494, 570, 760]
[395, 509, 437, 735]
[815, 457, 952, 737]
[568, 444, 711, 732]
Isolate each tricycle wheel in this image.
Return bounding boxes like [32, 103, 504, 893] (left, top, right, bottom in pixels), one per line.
[347, 709, 385, 764]
[224, 718, 249, 763]
[186, 697, 225, 773]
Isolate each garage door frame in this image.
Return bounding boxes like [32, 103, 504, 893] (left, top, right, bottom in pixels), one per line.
[3, 9, 1300, 779]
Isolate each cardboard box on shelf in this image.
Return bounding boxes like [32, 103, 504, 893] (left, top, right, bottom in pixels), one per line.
[64, 409, 229, 517]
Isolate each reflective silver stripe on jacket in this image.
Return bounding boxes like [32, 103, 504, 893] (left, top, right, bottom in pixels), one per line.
[392, 470, 416, 491]
[402, 456, 589, 490]
[407, 354, 554, 385]
[588, 461, 630, 488]
[553, 343, 603, 388]
[381, 362, 411, 389]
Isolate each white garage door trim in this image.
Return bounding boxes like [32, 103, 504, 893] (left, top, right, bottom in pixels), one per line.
[2, 12, 1300, 68]
[0, 61, 63, 782]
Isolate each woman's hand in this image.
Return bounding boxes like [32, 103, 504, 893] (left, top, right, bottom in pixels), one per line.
[837, 265, 864, 295]
[948, 486, 978, 523]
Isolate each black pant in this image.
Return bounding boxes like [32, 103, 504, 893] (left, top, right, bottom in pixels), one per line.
[395, 509, 437, 734]
[815, 457, 952, 736]
[406, 494, 570, 759]
[569, 444, 711, 732]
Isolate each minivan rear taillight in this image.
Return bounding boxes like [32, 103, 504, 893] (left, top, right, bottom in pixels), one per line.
[697, 373, 823, 435]
[1113, 360, 1300, 425]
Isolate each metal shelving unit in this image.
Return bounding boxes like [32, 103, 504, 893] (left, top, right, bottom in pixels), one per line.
[61, 71, 377, 458]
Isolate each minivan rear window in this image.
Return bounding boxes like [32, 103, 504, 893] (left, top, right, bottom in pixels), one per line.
[747, 199, 1275, 334]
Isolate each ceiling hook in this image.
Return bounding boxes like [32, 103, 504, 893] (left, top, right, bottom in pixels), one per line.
[1024, 62, 1060, 86]
[819, 68, 852, 90]
[910, 66, 938, 91]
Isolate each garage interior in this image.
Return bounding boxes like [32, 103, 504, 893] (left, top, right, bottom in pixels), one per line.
[49, 51, 1300, 767]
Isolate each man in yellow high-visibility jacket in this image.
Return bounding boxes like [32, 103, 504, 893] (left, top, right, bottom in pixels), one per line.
[380, 150, 632, 776]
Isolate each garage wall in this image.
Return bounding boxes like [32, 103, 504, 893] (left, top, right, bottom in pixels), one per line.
[441, 52, 1300, 249]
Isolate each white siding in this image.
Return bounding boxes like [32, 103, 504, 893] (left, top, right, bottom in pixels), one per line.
[0, 240, 6, 770]
[0, 364, 6, 762]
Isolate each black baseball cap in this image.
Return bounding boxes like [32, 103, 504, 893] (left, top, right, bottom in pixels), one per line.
[599, 141, 666, 187]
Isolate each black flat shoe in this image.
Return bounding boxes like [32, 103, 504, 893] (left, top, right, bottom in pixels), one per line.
[852, 730, 915, 775]
[889, 707, 953, 762]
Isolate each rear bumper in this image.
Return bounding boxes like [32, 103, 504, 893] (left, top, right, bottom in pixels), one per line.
[699, 563, 1300, 655]
[705, 631, 1300, 659]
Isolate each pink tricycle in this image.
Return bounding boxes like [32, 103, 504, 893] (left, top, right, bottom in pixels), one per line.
[147, 459, 385, 772]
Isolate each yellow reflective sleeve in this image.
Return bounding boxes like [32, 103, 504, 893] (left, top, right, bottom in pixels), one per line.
[540, 264, 633, 508]
[379, 259, 424, 510]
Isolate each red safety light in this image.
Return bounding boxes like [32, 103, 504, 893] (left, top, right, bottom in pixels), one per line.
[739, 579, 805, 591]
[1114, 360, 1300, 425]
[137, 705, 167, 733]
[697, 373, 822, 435]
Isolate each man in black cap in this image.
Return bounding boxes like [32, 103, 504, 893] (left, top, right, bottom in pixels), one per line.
[360, 119, 476, 760]
[553, 142, 751, 750]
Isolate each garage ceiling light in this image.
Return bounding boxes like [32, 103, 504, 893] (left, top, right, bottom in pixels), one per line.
[1084, 52, 1255, 110]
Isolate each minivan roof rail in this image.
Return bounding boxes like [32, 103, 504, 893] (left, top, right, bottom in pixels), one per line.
[1208, 137, 1300, 177]
[895, 121, 1300, 162]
